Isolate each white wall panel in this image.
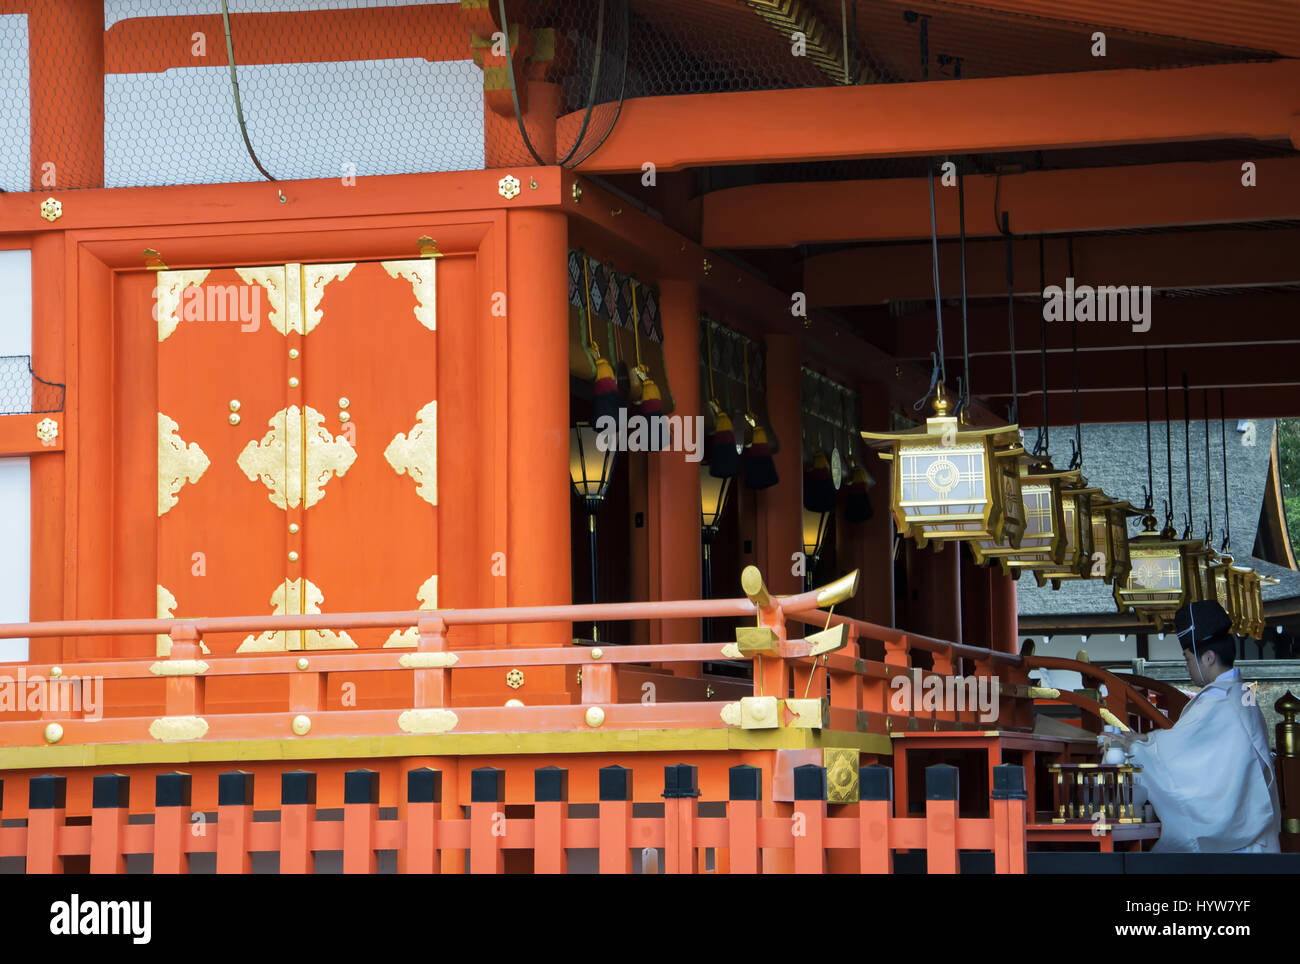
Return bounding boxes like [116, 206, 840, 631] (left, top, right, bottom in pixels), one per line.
[0, 458, 30, 663]
[105, 58, 484, 186]
[0, 15, 30, 194]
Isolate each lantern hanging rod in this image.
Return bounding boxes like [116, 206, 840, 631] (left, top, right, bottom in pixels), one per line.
[1204, 388, 1213, 546]
[1034, 234, 1049, 458]
[1163, 349, 1173, 530]
[959, 159, 971, 415]
[1220, 387, 1231, 552]
[1142, 346, 1154, 514]
[1067, 236, 1081, 470]
[1182, 371, 1192, 538]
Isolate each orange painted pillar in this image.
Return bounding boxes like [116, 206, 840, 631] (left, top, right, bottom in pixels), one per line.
[727, 765, 761, 874]
[792, 765, 827, 874]
[758, 333, 803, 596]
[279, 770, 315, 874]
[598, 765, 633, 874]
[469, 767, 505, 874]
[908, 541, 962, 643]
[858, 764, 893, 873]
[25, 775, 66, 874]
[343, 769, 378, 874]
[28, 0, 104, 190]
[506, 209, 571, 651]
[216, 771, 253, 874]
[663, 764, 699, 874]
[924, 764, 959, 874]
[402, 767, 442, 874]
[989, 566, 1019, 654]
[89, 773, 129, 874]
[533, 766, 568, 874]
[653, 281, 703, 660]
[153, 772, 191, 874]
[991, 764, 1028, 874]
[164, 626, 206, 717]
[412, 617, 450, 708]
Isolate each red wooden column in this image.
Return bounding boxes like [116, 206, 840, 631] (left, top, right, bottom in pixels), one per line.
[924, 764, 960, 874]
[758, 332, 803, 597]
[25, 775, 66, 874]
[153, 773, 192, 874]
[505, 209, 571, 651]
[848, 382, 895, 627]
[89, 773, 130, 874]
[402, 767, 442, 874]
[906, 541, 962, 643]
[662, 764, 699, 874]
[991, 764, 1029, 874]
[652, 281, 703, 667]
[533, 766, 568, 874]
[792, 765, 827, 874]
[727, 765, 761, 874]
[989, 566, 1019, 654]
[597, 765, 633, 874]
[279, 770, 316, 874]
[343, 769, 379, 874]
[28, 0, 104, 190]
[215, 771, 253, 874]
[858, 764, 893, 873]
[469, 767, 505, 874]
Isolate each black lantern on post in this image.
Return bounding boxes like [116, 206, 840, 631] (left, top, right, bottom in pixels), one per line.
[570, 423, 616, 643]
[700, 465, 733, 641]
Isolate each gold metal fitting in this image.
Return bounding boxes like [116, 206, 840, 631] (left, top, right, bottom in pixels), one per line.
[296, 657, 309, 670]
[288, 523, 299, 534]
[506, 668, 525, 689]
[143, 248, 167, 270]
[498, 174, 521, 200]
[288, 348, 299, 359]
[585, 706, 605, 727]
[288, 377, 300, 388]
[416, 236, 443, 259]
[40, 197, 62, 222]
[571, 181, 583, 204]
[291, 714, 311, 736]
[288, 551, 299, 562]
[44, 723, 63, 744]
[228, 413, 240, 425]
[229, 400, 241, 412]
[50, 666, 62, 679]
[590, 647, 603, 660]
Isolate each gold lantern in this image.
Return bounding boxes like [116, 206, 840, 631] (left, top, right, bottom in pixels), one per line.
[1114, 517, 1201, 632]
[861, 387, 1024, 550]
[1087, 495, 1135, 586]
[971, 458, 1076, 579]
[1180, 538, 1216, 605]
[1034, 483, 1102, 589]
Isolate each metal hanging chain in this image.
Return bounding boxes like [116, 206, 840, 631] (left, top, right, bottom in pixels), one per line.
[220, 0, 276, 181]
[1142, 347, 1154, 511]
[1220, 388, 1231, 551]
[927, 161, 946, 393]
[1163, 350, 1173, 527]
[1203, 389, 1213, 544]
[959, 162, 971, 414]
[1067, 236, 1081, 469]
[1182, 373, 1192, 537]
[1002, 211, 1017, 424]
[1036, 235, 1049, 456]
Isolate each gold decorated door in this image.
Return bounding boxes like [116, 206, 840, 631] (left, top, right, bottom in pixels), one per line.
[155, 259, 439, 653]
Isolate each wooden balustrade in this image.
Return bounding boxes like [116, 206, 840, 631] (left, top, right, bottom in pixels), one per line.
[0, 762, 1031, 875]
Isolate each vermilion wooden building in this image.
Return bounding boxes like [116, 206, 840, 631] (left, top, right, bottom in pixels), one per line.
[0, 0, 1296, 874]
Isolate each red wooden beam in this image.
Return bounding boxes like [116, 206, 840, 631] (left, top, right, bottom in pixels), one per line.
[575, 60, 1300, 174]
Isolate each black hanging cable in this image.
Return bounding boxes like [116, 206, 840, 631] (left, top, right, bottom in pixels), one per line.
[1002, 212, 1017, 424]
[1036, 235, 1048, 456]
[1220, 388, 1231, 551]
[1204, 389, 1213, 545]
[959, 162, 971, 414]
[1182, 372, 1192, 537]
[220, 0, 276, 181]
[1143, 347, 1153, 512]
[907, 11, 944, 404]
[1067, 237, 1081, 469]
[1163, 350, 1173, 529]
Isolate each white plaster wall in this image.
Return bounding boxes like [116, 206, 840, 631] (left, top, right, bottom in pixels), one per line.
[0, 15, 30, 193]
[0, 250, 31, 661]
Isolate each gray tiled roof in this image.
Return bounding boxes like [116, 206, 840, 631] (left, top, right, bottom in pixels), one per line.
[1016, 419, 1299, 617]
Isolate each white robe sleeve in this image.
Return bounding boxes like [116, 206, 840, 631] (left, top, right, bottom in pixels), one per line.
[1128, 689, 1278, 853]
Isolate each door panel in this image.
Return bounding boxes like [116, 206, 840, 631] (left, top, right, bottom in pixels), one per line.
[155, 259, 439, 653]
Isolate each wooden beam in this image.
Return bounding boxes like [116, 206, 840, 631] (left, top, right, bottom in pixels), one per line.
[707, 158, 1300, 251]
[806, 228, 1300, 306]
[574, 60, 1300, 174]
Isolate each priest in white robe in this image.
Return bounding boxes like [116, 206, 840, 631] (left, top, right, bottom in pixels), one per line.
[1107, 600, 1281, 853]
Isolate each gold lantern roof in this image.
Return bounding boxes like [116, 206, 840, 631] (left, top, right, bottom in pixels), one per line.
[1033, 483, 1103, 590]
[1087, 495, 1136, 586]
[1114, 516, 1202, 633]
[970, 457, 1078, 578]
[861, 387, 1024, 550]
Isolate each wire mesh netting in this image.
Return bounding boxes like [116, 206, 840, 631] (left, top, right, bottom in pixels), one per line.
[0, 355, 65, 416]
[0, 0, 1287, 192]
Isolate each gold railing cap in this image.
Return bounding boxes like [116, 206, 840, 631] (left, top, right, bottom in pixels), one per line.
[814, 569, 860, 608]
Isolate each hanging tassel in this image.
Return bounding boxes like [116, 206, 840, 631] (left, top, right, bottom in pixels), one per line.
[709, 410, 741, 478]
[628, 278, 667, 451]
[583, 254, 620, 426]
[845, 460, 873, 522]
[804, 448, 836, 512]
[740, 343, 777, 489]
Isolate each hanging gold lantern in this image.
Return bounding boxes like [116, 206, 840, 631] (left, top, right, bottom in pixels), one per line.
[1114, 517, 1201, 632]
[1034, 483, 1103, 589]
[971, 458, 1076, 578]
[861, 386, 1025, 550]
[1087, 495, 1135, 586]
[1180, 538, 1216, 605]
